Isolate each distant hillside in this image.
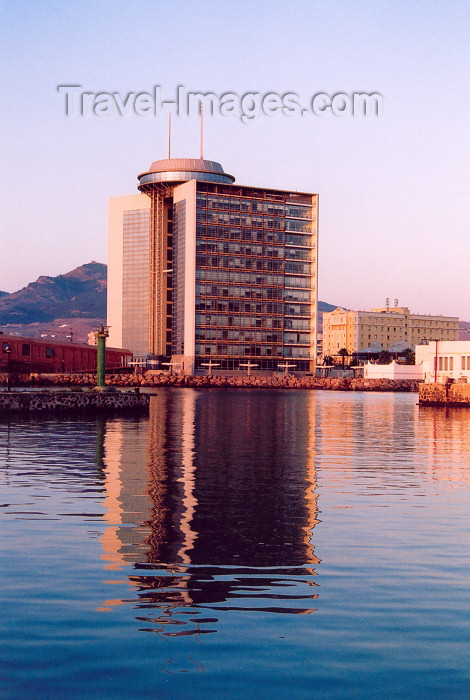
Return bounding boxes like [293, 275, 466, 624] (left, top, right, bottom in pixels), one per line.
[459, 321, 470, 340]
[318, 301, 339, 314]
[0, 262, 106, 325]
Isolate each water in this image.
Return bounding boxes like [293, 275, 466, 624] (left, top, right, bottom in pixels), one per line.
[1, 389, 470, 698]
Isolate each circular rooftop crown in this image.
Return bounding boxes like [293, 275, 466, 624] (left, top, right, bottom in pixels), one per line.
[138, 157, 235, 187]
[148, 158, 226, 174]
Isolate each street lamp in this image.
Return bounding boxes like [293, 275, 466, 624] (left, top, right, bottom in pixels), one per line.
[161, 361, 180, 376]
[239, 361, 258, 376]
[4, 344, 12, 392]
[201, 360, 220, 376]
[278, 362, 296, 375]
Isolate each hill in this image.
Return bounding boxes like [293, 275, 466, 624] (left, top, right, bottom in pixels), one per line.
[318, 301, 338, 314]
[0, 262, 107, 326]
[459, 321, 470, 340]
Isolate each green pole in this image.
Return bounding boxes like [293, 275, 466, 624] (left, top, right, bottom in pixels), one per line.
[95, 324, 109, 388]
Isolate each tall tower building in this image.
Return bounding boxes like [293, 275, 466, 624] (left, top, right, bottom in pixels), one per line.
[108, 157, 318, 373]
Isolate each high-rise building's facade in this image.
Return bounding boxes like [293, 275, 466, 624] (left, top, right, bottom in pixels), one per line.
[108, 157, 318, 373]
[322, 306, 459, 357]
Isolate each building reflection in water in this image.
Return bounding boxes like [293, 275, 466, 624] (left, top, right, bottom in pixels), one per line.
[417, 405, 470, 483]
[310, 393, 422, 494]
[97, 389, 320, 634]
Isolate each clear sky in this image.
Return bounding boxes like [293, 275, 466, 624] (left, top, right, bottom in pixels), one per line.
[1, 0, 469, 318]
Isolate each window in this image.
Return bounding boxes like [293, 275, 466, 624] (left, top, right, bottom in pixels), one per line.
[22, 344, 31, 357]
[45, 347, 53, 359]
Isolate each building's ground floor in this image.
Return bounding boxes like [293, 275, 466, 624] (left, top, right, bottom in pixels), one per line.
[167, 352, 313, 375]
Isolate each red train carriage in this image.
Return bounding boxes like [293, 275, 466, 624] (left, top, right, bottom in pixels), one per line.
[0, 334, 132, 374]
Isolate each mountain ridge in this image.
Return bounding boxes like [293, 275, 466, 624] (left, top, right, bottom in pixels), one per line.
[0, 262, 107, 326]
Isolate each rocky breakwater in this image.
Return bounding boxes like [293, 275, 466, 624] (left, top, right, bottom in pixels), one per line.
[0, 390, 150, 414]
[46, 373, 420, 392]
[419, 381, 470, 406]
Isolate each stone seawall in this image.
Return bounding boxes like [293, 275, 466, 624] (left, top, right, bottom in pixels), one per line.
[419, 382, 470, 406]
[0, 391, 150, 414]
[26, 373, 420, 392]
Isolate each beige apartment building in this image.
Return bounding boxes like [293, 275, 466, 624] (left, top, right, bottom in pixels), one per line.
[322, 306, 459, 357]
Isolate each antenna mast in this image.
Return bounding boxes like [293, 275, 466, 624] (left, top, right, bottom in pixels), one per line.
[168, 112, 171, 159]
[199, 103, 203, 159]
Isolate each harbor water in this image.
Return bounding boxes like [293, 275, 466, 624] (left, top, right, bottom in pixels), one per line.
[1, 389, 470, 698]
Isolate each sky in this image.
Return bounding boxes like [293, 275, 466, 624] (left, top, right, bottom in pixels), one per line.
[1, 0, 469, 319]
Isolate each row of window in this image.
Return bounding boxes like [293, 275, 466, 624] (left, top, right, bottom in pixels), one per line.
[195, 255, 311, 275]
[196, 241, 313, 258]
[194, 344, 310, 358]
[198, 250, 312, 264]
[196, 255, 311, 272]
[195, 270, 313, 286]
[196, 314, 283, 328]
[196, 291, 312, 307]
[354, 319, 455, 328]
[201, 286, 287, 302]
[196, 302, 286, 316]
[195, 211, 313, 232]
[195, 307, 311, 325]
[196, 344, 284, 357]
[195, 313, 310, 330]
[196, 330, 282, 341]
[207, 214, 311, 232]
[197, 254, 282, 271]
[195, 195, 314, 219]
[436, 356, 470, 371]
[438, 356, 454, 371]
[195, 329, 308, 343]
[1, 342, 54, 358]
[196, 224, 313, 244]
[189, 290, 314, 305]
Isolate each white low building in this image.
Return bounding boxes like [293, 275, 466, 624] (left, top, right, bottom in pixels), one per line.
[415, 341, 470, 383]
[363, 360, 424, 380]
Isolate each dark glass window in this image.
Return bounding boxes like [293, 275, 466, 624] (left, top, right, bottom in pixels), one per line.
[22, 344, 31, 357]
[45, 347, 53, 358]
